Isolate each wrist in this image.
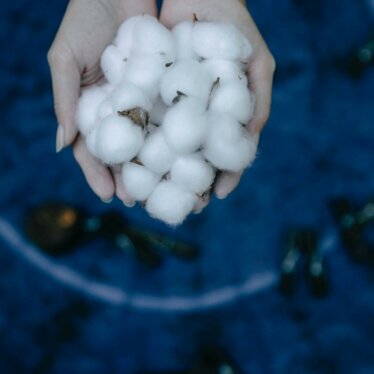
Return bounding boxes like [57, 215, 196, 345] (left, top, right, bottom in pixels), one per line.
[118, 0, 157, 19]
[162, 0, 247, 9]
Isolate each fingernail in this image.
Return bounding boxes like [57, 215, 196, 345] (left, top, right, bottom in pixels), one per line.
[123, 200, 135, 208]
[101, 197, 113, 204]
[56, 125, 65, 153]
[215, 188, 228, 200]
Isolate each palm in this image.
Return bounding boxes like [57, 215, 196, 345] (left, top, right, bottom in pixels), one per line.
[67, 3, 122, 87]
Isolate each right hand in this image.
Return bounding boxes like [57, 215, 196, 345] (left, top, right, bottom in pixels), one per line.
[160, 0, 275, 212]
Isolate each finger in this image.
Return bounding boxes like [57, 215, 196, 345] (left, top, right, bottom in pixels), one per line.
[247, 53, 275, 135]
[214, 171, 243, 199]
[48, 45, 81, 151]
[73, 137, 115, 201]
[159, 0, 194, 28]
[111, 165, 135, 207]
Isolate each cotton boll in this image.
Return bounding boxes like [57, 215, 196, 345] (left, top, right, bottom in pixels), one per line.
[122, 53, 166, 101]
[138, 129, 176, 174]
[96, 98, 114, 121]
[95, 114, 144, 164]
[192, 22, 252, 61]
[149, 96, 167, 125]
[76, 85, 110, 136]
[110, 81, 152, 113]
[132, 15, 176, 62]
[147, 123, 159, 135]
[172, 21, 197, 60]
[100, 45, 127, 85]
[210, 80, 255, 124]
[203, 113, 257, 171]
[171, 153, 215, 194]
[114, 16, 141, 58]
[162, 97, 209, 154]
[146, 181, 197, 225]
[160, 60, 213, 106]
[121, 162, 161, 201]
[202, 59, 247, 84]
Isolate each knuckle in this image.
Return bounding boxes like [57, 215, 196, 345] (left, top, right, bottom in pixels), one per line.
[53, 101, 64, 122]
[269, 55, 276, 72]
[47, 44, 72, 70]
[47, 46, 59, 66]
[265, 53, 276, 73]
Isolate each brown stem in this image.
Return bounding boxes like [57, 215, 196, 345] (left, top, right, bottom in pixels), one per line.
[207, 77, 220, 110]
[117, 107, 149, 129]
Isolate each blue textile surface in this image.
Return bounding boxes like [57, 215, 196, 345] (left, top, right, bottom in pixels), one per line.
[0, 0, 373, 372]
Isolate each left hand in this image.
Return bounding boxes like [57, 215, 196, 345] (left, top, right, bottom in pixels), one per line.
[48, 0, 157, 204]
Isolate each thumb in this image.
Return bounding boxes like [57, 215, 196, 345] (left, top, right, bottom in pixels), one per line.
[47, 45, 80, 152]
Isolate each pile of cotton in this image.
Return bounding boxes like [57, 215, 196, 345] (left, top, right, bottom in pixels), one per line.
[76, 15, 258, 225]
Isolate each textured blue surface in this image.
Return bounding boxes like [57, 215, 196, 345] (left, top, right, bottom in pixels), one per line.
[0, 0, 374, 372]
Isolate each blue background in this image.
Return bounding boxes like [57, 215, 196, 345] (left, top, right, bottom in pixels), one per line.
[0, 0, 374, 372]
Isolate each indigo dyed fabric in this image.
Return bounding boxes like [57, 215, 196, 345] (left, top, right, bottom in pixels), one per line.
[0, 0, 373, 372]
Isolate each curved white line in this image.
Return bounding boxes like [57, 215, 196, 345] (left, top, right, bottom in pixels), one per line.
[0, 217, 276, 312]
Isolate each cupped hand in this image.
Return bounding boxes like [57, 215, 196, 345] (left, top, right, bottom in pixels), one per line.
[48, 0, 157, 202]
[160, 0, 275, 212]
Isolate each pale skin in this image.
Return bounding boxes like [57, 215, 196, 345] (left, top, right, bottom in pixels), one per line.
[48, 0, 275, 209]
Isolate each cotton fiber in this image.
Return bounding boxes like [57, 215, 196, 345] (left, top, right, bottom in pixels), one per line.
[146, 181, 197, 225]
[121, 162, 160, 201]
[75, 15, 258, 225]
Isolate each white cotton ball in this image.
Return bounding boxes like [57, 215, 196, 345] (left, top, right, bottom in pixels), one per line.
[202, 59, 247, 84]
[114, 16, 141, 58]
[170, 153, 215, 194]
[95, 114, 144, 164]
[160, 60, 213, 106]
[96, 98, 114, 121]
[121, 162, 161, 201]
[122, 52, 166, 101]
[76, 84, 110, 136]
[172, 21, 197, 60]
[162, 97, 209, 154]
[132, 15, 176, 62]
[100, 45, 127, 85]
[210, 80, 255, 124]
[192, 22, 252, 61]
[146, 181, 197, 225]
[149, 96, 168, 125]
[147, 122, 159, 135]
[138, 129, 176, 174]
[110, 81, 152, 113]
[203, 113, 257, 171]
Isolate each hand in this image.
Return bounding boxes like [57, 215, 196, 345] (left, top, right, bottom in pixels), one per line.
[160, 0, 275, 212]
[48, 0, 157, 203]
